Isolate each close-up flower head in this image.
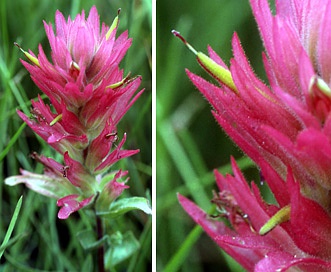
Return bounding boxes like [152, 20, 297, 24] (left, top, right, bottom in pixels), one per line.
[1, 1, 151, 270]
[158, 0, 331, 271]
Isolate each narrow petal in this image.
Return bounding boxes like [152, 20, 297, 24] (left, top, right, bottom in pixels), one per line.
[94, 133, 140, 173]
[317, 1, 331, 83]
[57, 194, 94, 219]
[4, 169, 72, 199]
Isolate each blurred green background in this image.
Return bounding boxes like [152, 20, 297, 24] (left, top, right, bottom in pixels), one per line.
[0, 0, 151, 270]
[157, 0, 268, 271]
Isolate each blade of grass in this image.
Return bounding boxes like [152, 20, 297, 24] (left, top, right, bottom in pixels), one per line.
[0, 122, 26, 162]
[127, 217, 152, 272]
[0, 56, 29, 115]
[0, 195, 23, 259]
[163, 225, 203, 272]
[3, 253, 49, 272]
[158, 118, 210, 209]
[0, 232, 27, 253]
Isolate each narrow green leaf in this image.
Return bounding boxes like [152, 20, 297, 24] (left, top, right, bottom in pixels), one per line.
[2, 253, 49, 272]
[163, 225, 203, 272]
[0, 123, 26, 162]
[81, 254, 93, 271]
[0, 196, 23, 259]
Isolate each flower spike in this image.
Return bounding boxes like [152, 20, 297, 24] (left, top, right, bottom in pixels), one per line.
[6, 6, 144, 219]
[172, 30, 237, 93]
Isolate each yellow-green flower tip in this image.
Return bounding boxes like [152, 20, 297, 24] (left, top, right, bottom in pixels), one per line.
[197, 52, 238, 93]
[106, 73, 131, 89]
[50, 114, 63, 126]
[106, 9, 120, 40]
[310, 76, 331, 97]
[172, 30, 237, 92]
[14, 42, 40, 67]
[71, 61, 80, 71]
[25, 51, 40, 67]
[259, 205, 291, 235]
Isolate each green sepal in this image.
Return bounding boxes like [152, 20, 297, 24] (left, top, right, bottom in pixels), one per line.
[96, 196, 152, 218]
[105, 231, 140, 268]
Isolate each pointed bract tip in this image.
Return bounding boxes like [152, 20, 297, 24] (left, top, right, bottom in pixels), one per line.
[106, 72, 131, 90]
[14, 42, 21, 49]
[14, 42, 40, 67]
[14, 42, 26, 55]
[171, 30, 185, 42]
[106, 10, 120, 40]
[172, 30, 197, 55]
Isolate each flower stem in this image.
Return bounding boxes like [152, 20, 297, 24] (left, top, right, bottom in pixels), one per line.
[97, 215, 105, 272]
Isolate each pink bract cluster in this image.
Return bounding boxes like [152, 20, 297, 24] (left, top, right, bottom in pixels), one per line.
[178, 0, 331, 271]
[6, 6, 143, 219]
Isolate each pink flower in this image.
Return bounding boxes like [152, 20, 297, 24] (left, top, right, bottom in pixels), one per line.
[6, 6, 143, 219]
[175, 0, 331, 270]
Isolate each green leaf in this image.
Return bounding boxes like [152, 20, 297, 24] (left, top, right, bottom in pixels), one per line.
[97, 197, 152, 218]
[76, 229, 108, 251]
[105, 231, 140, 268]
